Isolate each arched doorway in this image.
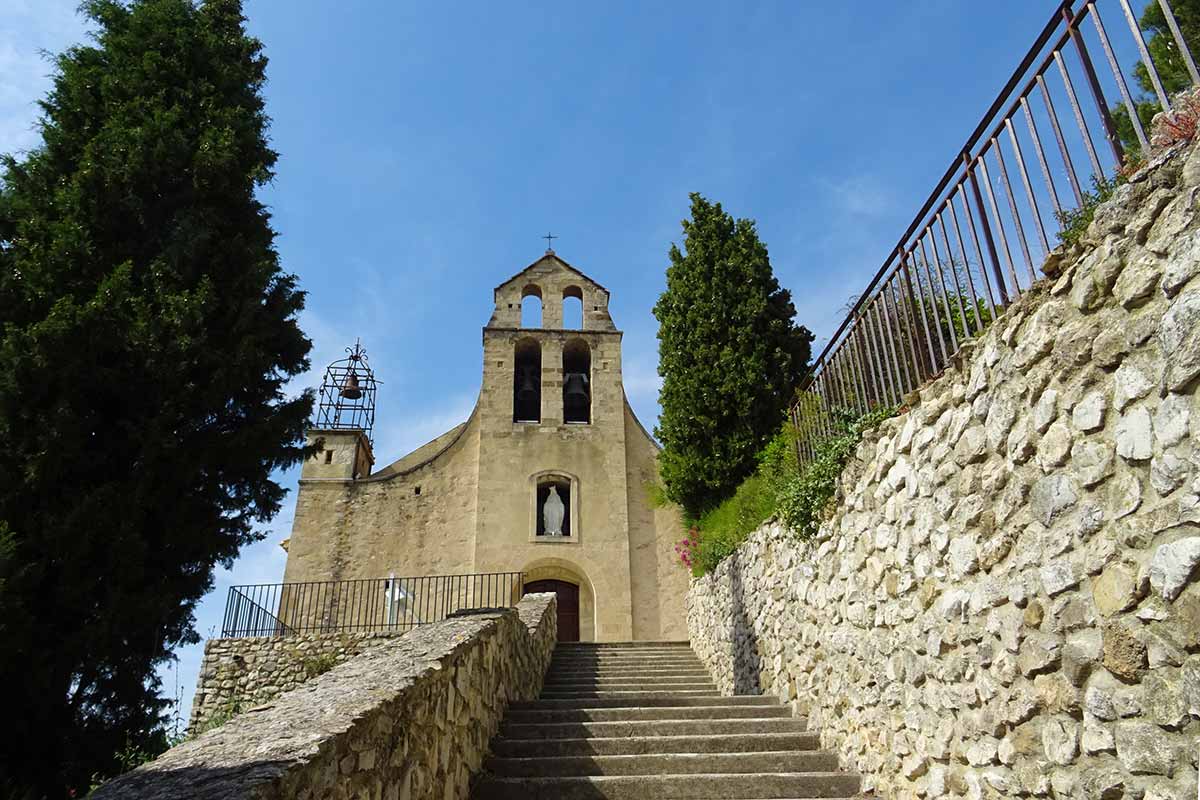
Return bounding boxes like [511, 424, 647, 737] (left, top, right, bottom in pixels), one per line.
[525, 579, 579, 641]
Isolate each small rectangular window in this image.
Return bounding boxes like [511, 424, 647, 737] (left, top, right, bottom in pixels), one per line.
[324, 450, 333, 464]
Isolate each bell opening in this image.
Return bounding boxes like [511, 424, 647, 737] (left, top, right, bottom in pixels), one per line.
[562, 339, 591, 424]
[513, 339, 541, 423]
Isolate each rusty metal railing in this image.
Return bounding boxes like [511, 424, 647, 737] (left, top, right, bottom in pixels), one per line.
[791, 0, 1200, 467]
[221, 572, 525, 637]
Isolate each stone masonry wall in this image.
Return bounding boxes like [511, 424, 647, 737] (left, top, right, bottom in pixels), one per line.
[188, 630, 406, 732]
[688, 138, 1200, 800]
[94, 594, 556, 800]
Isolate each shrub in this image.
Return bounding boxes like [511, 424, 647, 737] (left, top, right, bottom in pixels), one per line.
[1054, 173, 1123, 248]
[303, 653, 339, 679]
[776, 406, 896, 539]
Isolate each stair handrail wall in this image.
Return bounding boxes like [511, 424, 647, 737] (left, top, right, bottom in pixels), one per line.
[791, 0, 1200, 468]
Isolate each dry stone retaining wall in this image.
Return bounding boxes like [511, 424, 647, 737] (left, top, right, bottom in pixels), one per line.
[94, 594, 556, 800]
[688, 139, 1200, 800]
[189, 630, 405, 731]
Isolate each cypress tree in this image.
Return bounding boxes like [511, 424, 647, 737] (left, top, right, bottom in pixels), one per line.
[654, 193, 813, 518]
[0, 1, 312, 794]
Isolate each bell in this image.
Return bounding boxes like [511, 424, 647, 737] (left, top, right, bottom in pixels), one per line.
[563, 372, 589, 402]
[339, 372, 363, 400]
[563, 372, 590, 421]
[516, 367, 538, 400]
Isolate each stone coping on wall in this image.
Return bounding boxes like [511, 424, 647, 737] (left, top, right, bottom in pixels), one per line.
[188, 628, 409, 732]
[688, 135, 1200, 799]
[93, 593, 557, 800]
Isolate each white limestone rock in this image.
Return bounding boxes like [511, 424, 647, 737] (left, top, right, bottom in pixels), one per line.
[1154, 394, 1192, 448]
[1148, 535, 1200, 600]
[1116, 406, 1154, 461]
[1113, 364, 1154, 411]
[1072, 390, 1108, 433]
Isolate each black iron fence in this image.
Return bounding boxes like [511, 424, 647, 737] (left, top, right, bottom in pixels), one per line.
[221, 572, 526, 637]
[792, 0, 1200, 467]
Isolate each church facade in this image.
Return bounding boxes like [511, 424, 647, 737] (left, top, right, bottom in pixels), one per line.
[281, 252, 690, 641]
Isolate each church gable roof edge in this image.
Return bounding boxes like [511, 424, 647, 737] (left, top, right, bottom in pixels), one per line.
[493, 253, 610, 296]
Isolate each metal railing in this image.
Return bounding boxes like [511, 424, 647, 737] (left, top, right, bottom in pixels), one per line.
[791, 0, 1200, 467]
[220, 572, 526, 637]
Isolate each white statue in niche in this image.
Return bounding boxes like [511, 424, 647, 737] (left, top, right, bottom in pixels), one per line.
[543, 485, 565, 535]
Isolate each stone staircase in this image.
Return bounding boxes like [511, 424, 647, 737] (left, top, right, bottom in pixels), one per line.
[471, 641, 862, 799]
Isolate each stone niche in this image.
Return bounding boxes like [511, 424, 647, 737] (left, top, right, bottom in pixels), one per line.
[689, 137, 1200, 799]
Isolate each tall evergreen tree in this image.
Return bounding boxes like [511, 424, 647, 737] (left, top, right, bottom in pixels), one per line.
[654, 193, 813, 517]
[0, 1, 312, 795]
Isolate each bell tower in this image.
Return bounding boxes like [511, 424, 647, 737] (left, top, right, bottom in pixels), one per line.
[300, 340, 378, 481]
[472, 249, 635, 640]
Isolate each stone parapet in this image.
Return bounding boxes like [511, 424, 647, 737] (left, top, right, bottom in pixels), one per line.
[688, 138, 1200, 799]
[188, 629, 406, 732]
[94, 593, 557, 800]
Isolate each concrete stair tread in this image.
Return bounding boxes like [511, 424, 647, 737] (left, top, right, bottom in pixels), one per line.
[516, 695, 776, 708]
[485, 750, 841, 776]
[471, 772, 863, 799]
[492, 732, 823, 757]
[501, 718, 811, 739]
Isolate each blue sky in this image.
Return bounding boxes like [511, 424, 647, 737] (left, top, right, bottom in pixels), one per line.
[2, 0, 1101, 726]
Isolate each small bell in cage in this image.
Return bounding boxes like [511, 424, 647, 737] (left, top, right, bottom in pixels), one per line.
[339, 372, 363, 400]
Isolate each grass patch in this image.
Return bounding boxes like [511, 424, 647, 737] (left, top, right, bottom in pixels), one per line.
[684, 406, 897, 577]
[303, 652, 339, 679]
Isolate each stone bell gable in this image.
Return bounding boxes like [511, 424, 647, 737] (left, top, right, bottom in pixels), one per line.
[282, 252, 689, 643]
[487, 253, 617, 332]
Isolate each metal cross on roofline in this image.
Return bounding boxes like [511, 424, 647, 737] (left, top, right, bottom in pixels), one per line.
[543, 232, 557, 251]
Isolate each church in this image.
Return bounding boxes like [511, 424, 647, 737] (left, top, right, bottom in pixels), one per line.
[281, 251, 690, 641]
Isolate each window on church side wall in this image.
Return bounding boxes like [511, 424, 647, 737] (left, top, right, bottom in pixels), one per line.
[513, 338, 541, 422]
[520, 285, 542, 328]
[562, 286, 583, 329]
[562, 338, 590, 424]
[536, 478, 571, 536]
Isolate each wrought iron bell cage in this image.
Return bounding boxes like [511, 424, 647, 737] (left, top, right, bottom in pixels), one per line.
[315, 340, 379, 443]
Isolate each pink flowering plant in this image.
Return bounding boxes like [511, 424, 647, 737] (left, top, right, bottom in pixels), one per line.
[674, 526, 701, 570]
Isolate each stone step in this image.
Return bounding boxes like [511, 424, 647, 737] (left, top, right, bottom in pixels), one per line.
[485, 751, 841, 777]
[555, 642, 692, 649]
[471, 772, 862, 799]
[492, 732, 823, 758]
[501, 717, 811, 740]
[539, 689, 717, 700]
[545, 668, 713, 678]
[548, 663, 706, 672]
[549, 658, 705, 668]
[505, 705, 794, 724]
[516, 695, 775, 710]
[542, 678, 717, 689]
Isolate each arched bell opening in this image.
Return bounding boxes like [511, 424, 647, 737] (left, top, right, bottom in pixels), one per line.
[562, 285, 584, 330]
[562, 338, 591, 424]
[520, 285, 543, 328]
[513, 338, 541, 423]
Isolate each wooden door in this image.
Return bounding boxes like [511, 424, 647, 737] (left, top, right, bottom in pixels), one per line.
[524, 579, 580, 641]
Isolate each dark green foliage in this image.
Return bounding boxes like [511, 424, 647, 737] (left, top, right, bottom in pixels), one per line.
[776, 406, 897, 539]
[1054, 173, 1123, 247]
[654, 194, 814, 517]
[1111, 0, 1200, 157]
[691, 425, 797, 576]
[0, 1, 312, 795]
[688, 406, 895, 576]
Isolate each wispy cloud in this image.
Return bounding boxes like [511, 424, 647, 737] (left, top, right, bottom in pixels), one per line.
[822, 172, 896, 218]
